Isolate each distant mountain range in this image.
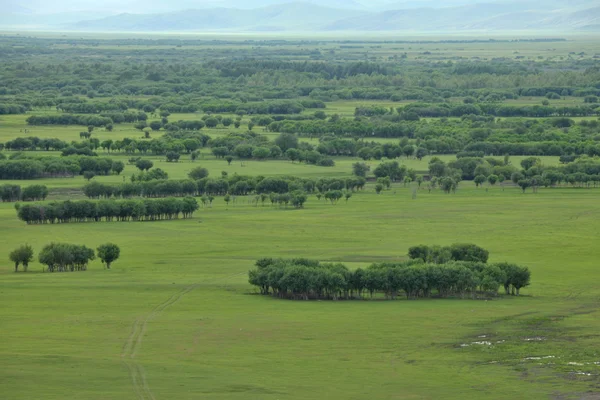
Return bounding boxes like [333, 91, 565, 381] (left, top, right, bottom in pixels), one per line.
[1, 0, 599, 31]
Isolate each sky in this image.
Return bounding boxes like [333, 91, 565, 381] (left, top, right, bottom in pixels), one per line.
[4, 0, 491, 14]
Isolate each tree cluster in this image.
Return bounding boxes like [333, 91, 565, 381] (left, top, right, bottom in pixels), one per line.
[1, 184, 48, 202]
[248, 256, 531, 301]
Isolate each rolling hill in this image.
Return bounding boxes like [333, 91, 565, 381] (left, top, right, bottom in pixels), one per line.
[1, 0, 599, 32]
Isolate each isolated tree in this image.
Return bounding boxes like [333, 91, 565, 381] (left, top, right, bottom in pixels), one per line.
[375, 183, 384, 194]
[224, 194, 231, 207]
[402, 145, 415, 159]
[488, 174, 498, 187]
[97, 243, 120, 269]
[134, 122, 147, 132]
[106, 123, 114, 132]
[345, 192, 352, 203]
[135, 159, 153, 172]
[191, 150, 200, 162]
[87, 126, 95, 134]
[225, 156, 234, 165]
[9, 244, 34, 272]
[247, 121, 255, 131]
[188, 166, 209, 180]
[352, 162, 370, 177]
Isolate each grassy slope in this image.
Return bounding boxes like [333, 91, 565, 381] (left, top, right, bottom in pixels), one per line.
[1, 183, 600, 399]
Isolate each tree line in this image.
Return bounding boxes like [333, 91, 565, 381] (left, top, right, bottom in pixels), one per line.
[83, 173, 366, 200]
[248, 253, 531, 301]
[26, 114, 113, 127]
[9, 243, 120, 272]
[0, 156, 124, 179]
[16, 197, 199, 224]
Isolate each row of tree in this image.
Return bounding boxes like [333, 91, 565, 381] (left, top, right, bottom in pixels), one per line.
[16, 197, 199, 224]
[248, 257, 531, 301]
[0, 157, 124, 179]
[9, 243, 120, 272]
[0, 184, 48, 202]
[83, 174, 367, 199]
[26, 114, 113, 127]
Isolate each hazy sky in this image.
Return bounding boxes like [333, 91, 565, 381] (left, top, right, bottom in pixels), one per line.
[6, 0, 490, 14]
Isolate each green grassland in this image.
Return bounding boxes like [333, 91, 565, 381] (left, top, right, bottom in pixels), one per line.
[2, 34, 600, 400]
[2, 182, 600, 399]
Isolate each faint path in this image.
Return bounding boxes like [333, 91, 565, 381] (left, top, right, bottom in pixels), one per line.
[121, 273, 244, 399]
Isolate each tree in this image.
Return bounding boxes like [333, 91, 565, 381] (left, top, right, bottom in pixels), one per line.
[83, 171, 95, 181]
[521, 157, 541, 171]
[135, 159, 153, 172]
[97, 243, 120, 269]
[286, 148, 301, 163]
[518, 179, 531, 193]
[474, 175, 486, 188]
[134, 122, 147, 131]
[252, 147, 270, 160]
[375, 183, 384, 194]
[166, 152, 181, 162]
[274, 133, 299, 152]
[345, 192, 352, 203]
[402, 145, 415, 158]
[224, 194, 231, 207]
[488, 174, 498, 186]
[225, 156, 234, 165]
[205, 117, 219, 128]
[191, 150, 200, 162]
[248, 121, 255, 131]
[324, 190, 343, 204]
[357, 147, 373, 161]
[149, 121, 162, 131]
[188, 166, 209, 180]
[9, 244, 34, 272]
[112, 161, 125, 175]
[416, 175, 424, 188]
[106, 123, 114, 132]
[415, 147, 428, 160]
[352, 162, 370, 178]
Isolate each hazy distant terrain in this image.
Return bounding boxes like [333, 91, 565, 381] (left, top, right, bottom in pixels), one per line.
[1, 0, 599, 31]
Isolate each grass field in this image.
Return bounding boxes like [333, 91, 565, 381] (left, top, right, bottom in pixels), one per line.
[2, 183, 600, 399]
[2, 33, 600, 400]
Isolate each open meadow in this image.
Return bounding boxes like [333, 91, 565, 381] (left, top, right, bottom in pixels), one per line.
[2, 33, 600, 400]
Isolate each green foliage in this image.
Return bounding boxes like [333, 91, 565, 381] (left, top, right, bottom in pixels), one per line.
[96, 243, 120, 269]
[9, 244, 34, 272]
[249, 257, 529, 300]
